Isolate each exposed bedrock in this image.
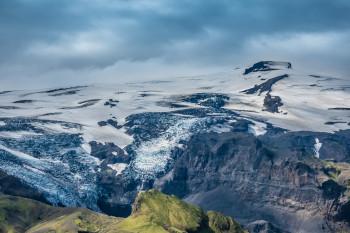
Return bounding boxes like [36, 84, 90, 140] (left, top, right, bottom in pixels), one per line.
[263, 93, 283, 113]
[154, 130, 350, 233]
[0, 170, 48, 205]
[247, 220, 290, 233]
[242, 74, 288, 95]
[244, 61, 292, 75]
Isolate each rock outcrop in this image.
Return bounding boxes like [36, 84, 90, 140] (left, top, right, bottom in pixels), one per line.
[155, 130, 350, 233]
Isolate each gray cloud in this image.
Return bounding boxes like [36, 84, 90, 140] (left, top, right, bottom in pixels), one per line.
[0, 0, 349, 88]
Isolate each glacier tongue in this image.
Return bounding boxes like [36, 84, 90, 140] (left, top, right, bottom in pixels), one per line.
[131, 117, 199, 179]
[0, 118, 100, 210]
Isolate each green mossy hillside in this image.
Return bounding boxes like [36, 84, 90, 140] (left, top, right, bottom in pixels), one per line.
[207, 211, 245, 233]
[117, 190, 245, 233]
[0, 190, 245, 233]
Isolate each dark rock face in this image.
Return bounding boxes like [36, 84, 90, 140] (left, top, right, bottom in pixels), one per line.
[154, 129, 350, 233]
[0, 170, 48, 204]
[61, 99, 100, 109]
[0, 91, 13, 95]
[263, 93, 283, 113]
[13, 99, 35, 104]
[244, 61, 292, 75]
[180, 93, 230, 109]
[23, 86, 87, 97]
[96, 170, 137, 217]
[0, 106, 20, 110]
[317, 130, 350, 162]
[97, 119, 121, 128]
[104, 99, 119, 107]
[242, 75, 288, 95]
[89, 141, 129, 162]
[247, 220, 290, 233]
[321, 180, 346, 200]
[335, 201, 350, 222]
[242, 75, 287, 113]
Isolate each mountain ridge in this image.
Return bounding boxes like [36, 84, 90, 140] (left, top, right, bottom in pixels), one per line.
[0, 61, 349, 232]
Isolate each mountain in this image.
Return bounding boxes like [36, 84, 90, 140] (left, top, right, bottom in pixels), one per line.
[0, 190, 245, 233]
[0, 61, 349, 232]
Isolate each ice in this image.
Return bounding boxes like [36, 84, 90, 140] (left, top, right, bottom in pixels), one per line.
[0, 143, 42, 163]
[132, 117, 199, 178]
[0, 131, 42, 139]
[314, 138, 322, 159]
[82, 142, 92, 154]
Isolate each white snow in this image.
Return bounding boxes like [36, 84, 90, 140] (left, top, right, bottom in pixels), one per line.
[107, 163, 128, 175]
[0, 131, 41, 139]
[0, 143, 41, 162]
[81, 143, 92, 154]
[0, 62, 348, 158]
[209, 124, 232, 133]
[248, 120, 267, 136]
[33, 122, 81, 134]
[0, 121, 6, 126]
[81, 125, 133, 149]
[314, 138, 322, 159]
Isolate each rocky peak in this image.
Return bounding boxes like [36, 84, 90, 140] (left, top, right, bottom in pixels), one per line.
[244, 61, 292, 75]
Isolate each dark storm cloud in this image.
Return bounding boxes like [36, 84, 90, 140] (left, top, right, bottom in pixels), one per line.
[0, 0, 349, 87]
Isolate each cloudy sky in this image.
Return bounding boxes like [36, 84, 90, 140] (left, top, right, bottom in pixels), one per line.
[1, 0, 349, 88]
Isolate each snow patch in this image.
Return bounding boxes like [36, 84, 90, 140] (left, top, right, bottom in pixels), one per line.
[107, 163, 128, 175]
[81, 143, 92, 154]
[248, 120, 267, 136]
[82, 125, 133, 149]
[0, 143, 41, 162]
[0, 121, 6, 126]
[209, 124, 232, 133]
[0, 131, 41, 139]
[314, 138, 322, 159]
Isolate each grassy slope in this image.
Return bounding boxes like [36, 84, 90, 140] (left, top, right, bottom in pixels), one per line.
[117, 190, 246, 233]
[0, 190, 245, 233]
[118, 190, 206, 233]
[0, 195, 62, 233]
[0, 195, 122, 233]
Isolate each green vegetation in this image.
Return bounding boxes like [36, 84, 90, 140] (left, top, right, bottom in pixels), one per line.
[207, 211, 245, 233]
[0, 195, 55, 233]
[0, 190, 245, 233]
[320, 161, 350, 201]
[118, 190, 206, 233]
[27, 210, 122, 233]
[322, 161, 342, 180]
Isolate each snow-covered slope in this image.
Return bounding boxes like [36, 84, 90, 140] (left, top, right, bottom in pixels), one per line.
[0, 61, 349, 210]
[1, 61, 349, 138]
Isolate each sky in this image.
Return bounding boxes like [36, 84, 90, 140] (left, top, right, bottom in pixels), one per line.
[0, 0, 350, 89]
